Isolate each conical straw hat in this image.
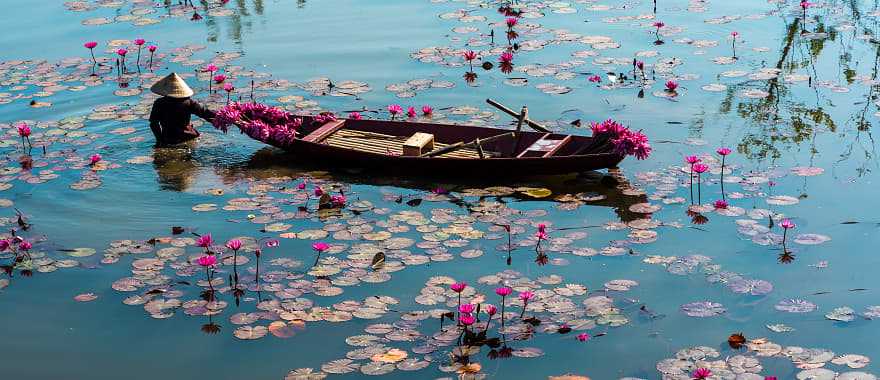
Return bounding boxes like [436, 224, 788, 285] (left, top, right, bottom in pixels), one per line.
[150, 73, 194, 98]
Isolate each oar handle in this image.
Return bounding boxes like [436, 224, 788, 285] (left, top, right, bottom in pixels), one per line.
[486, 99, 551, 133]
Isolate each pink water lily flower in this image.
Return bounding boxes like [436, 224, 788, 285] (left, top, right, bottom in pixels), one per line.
[421, 105, 433, 116]
[116, 48, 127, 57]
[314, 187, 324, 196]
[653, 21, 665, 28]
[196, 255, 217, 267]
[213, 74, 227, 84]
[134, 38, 146, 46]
[731, 31, 739, 38]
[781, 219, 796, 229]
[505, 17, 518, 28]
[346, 111, 361, 120]
[665, 80, 679, 92]
[148, 45, 157, 52]
[519, 291, 535, 301]
[499, 51, 514, 63]
[84, 41, 98, 49]
[576, 333, 591, 342]
[19, 240, 32, 251]
[693, 163, 709, 173]
[484, 304, 497, 316]
[459, 314, 476, 326]
[89, 154, 102, 165]
[588, 75, 601, 83]
[459, 304, 475, 313]
[196, 233, 213, 248]
[717, 147, 732, 156]
[686, 155, 700, 164]
[17, 123, 31, 137]
[331, 194, 346, 207]
[800, 0, 812, 9]
[0, 239, 8, 251]
[692, 368, 712, 379]
[312, 242, 330, 252]
[450, 282, 468, 293]
[204, 64, 218, 73]
[463, 50, 477, 61]
[495, 286, 512, 296]
[223, 83, 234, 92]
[714, 199, 728, 209]
[406, 106, 417, 118]
[226, 239, 242, 251]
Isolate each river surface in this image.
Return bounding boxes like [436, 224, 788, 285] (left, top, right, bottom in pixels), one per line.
[0, 0, 879, 379]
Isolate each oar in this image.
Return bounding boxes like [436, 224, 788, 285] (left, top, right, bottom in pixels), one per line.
[486, 98, 551, 133]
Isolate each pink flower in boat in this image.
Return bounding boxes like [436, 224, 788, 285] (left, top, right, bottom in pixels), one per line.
[665, 80, 679, 92]
[450, 282, 468, 293]
[19, 240, 32, 251]
[84, 41, 98, 49]
[0, 239, 8, 251]
[116, 48, 127, 57]
[17, 123, 30, 137]
[693, 163, 709, 173]
[781, 219, 796, 229]
[312, 242, 330, 252]
[519, 291, 535, 301]
[717, 147, 732, 156]
[499, 51, 514, 64]
[422, 105, 433, 116]
[314, 187, 324, 196]
[196, 255, 217, 267]
[406, 106, 417, 118]
[196, 233, 213, 248]
[505, 17, 518, 28]
[686, 155, 700, 164]
[213, 74, 226, 84]
[484, 304, 497, 316]
[459, 304, 475, 313]
[148, 45, 157, 52]
[463, 50, 477, 61]
[576, 333, 591, 342]
[204, 64, 218, 73]
[495, 286, 512, 297]
[714, 199, 728, 209]
[89, 154, 102, 165]
[692, 368, 712, 379]
[588, 75, 601, 83]
[226, 239, 242, 251]
[349, 111, 362, 120]
[387, 104, 403, 116]
[223, 83, 234, 92]
[459, 314, 476, 326]
[134, 38, 146, 46]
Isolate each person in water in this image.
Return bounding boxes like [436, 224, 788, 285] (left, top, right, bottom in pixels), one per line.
[148, 73, 215, 146]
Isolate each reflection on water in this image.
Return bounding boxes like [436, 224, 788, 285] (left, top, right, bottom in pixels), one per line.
[152, 145, 201, 191]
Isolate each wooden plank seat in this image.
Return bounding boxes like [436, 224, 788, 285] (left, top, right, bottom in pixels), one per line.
[324, 129, 492, 158]
[517, 134, 572, 158]
[302, 120, 346, 143]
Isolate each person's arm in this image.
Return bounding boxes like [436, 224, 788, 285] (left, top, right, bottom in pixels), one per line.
[149, 102, 165, 145]
[189, 100, 216, 123]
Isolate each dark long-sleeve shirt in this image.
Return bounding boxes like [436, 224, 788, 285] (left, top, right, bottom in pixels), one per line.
[149, 97, 215, 145]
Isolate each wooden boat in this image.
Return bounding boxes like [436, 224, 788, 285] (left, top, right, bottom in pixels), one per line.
[263, 100, 626, 177]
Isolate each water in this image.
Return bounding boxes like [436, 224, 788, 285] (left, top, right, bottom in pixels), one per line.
[1, 0, 879, 379]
